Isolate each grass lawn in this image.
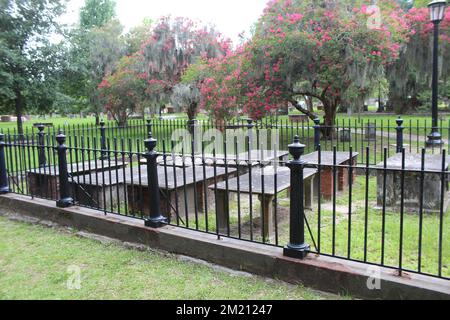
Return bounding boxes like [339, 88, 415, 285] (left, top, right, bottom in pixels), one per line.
[0, 216, 343, 300]
[184, 174, 449, 279]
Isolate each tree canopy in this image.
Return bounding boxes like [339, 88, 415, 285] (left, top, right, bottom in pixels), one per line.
[79, 0, 116, 30]
[387, 6, 450, 113]
[0, 0, 67, 134]
[198, 0, 411, 127]
[98, 16, 230, 123]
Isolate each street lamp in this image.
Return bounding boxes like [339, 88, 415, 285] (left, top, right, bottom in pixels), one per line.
[426, 0, 447, 147]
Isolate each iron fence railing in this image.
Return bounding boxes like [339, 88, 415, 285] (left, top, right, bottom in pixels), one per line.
[2, 116, 450, 165]
[0, 123, 448, 281]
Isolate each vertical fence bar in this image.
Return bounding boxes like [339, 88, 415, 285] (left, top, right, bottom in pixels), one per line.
[55, 132, 74, 208]
[99, 120, 109, 160]
[314, 118, 321, 151]
[396, 118, 404, 154]
[37, 125, 47, 167]
[0, 134, 10, 194]
[144, 132, 169, 228]
[284, 136, 310, 259]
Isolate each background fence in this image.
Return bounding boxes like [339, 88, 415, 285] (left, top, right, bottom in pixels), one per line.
[0, 119, 448, 281]
[2, 116, 449, 165]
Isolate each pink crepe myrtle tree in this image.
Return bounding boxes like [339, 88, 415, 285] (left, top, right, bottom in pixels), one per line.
[199, 0, 412, 133]
[98, 54, 150, 126]
[139, 16, 231, 117]
[99, 17, 231, 123]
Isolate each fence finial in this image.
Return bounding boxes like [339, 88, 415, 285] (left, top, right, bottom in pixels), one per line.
[289, 135, 305, 162]
[56, 131, 66, 144]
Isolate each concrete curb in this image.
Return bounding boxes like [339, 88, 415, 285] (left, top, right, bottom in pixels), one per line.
[0, 194, 448, 300]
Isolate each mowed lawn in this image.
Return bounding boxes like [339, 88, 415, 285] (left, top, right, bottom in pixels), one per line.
[0, 216, 344, 300]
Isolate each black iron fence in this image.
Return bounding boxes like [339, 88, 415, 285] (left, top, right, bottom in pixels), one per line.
[0, 124, 448, 281]
[3, 117, 450, 166]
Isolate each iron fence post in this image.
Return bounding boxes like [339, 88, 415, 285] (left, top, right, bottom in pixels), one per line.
[0, 134, 10, 194]
[246, 118, 254, 151]
[56, 132, 74, 208]
[314, 118, 321, 151]
[99, 120, 109, 160]
[37, 124, 46, 167]
[144, 132, 169, 228]
[396, 117, 404, 154]
[284, 136, 310, 259]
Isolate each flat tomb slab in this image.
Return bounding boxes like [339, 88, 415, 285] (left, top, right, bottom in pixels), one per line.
[302, 151, 359, 166]
[27, 160, 127, 200]
[126, 166, 236, 189]
[211, 167, 317, 195]
[375, 154, 449, 213]
[303, 152, 359, 199]
[126, 166, 237, 218]
[210, 166, 317, 240]
[374, 153, 449, 171]
[27, 160, 127, 176]
[68, 169, 131, 209]
[140, 150, 289, 168]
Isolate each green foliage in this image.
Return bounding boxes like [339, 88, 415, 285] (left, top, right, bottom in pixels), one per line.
[79, 0, 116, 30]
[413, 0, 430, 8]
[57, 0, 119, 121]
[124, 18, 152, 55]
[386, 6, 450, 114]
[0, 0, 67, 133]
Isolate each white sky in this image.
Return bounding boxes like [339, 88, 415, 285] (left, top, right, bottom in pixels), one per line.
[61, 0, 269, 43]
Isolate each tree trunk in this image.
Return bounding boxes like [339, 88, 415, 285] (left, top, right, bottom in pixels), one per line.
[95, 113, 100, 125]
[322, 99, 338, 140]
[304, 95, 314, 112]
[187, 102, 198, 122]
[289, 98, 318, 121]
[117, 111, 128, 128]
[15, 88, 24, 137]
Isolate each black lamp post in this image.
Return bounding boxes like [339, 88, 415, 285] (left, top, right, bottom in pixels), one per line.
[426, 0, 447, 147]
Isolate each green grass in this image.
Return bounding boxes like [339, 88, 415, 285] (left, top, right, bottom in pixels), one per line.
[272, 175, 450, 278]
[0, 116, 97, 133]
[0, 216, 342, 300]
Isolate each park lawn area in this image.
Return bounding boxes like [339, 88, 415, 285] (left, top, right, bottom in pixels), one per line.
[0, 216, 344, 300]
[282, 111, 450, 127]
[0, 116, 98, 133]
